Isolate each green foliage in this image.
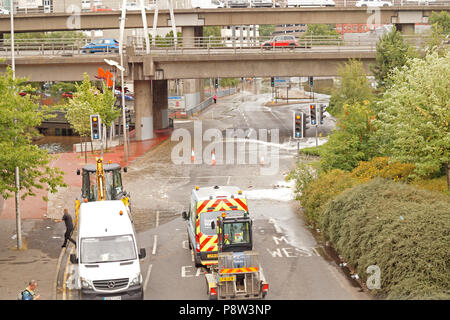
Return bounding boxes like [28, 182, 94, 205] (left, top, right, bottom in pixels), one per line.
[258, 25, 275, 38]
[351, 157, 416, 183]
[370, 26, 417, 89]
[303, 24, 339, 38]
[372, 51, 450, 181]
[4, 31, 87, 42]
[299, 169, 360, 226]
[320, 178, 450, 299]
[286, 162, 319, 201]
[429, 11, 450, 34]
[319, 102, 378, 172]
[298, 145, 322, 157]
[219, 78, 240, 87]
[0, 68, 66, 200]
[50, 82, 78, 97]
[328, 59, 374, 116]
[63, 74, 120, 138]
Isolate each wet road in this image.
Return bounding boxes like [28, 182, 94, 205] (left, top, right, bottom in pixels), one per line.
[63, 84, 369, 300]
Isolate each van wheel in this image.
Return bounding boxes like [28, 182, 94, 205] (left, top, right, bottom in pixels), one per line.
[193, 251, 202, 268]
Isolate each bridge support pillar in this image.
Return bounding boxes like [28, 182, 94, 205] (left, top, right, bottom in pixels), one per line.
[134, 80, 154, 141]
[396, 23, 415, 34]
[181, 26, 203, 48]
[153, 80, 169, 130]
[183, 79, 205, 112]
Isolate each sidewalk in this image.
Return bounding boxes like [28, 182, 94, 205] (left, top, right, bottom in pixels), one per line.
[0, 131, 171, 300]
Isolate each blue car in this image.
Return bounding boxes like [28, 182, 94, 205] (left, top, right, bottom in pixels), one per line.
[82, 38, 119, 53]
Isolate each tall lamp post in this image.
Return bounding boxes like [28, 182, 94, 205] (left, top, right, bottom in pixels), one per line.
[119, 0, 129, 163]
[10, 0, 22, 250]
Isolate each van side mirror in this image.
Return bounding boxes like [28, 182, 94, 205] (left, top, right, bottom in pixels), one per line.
[70, 254, 78, 264]
[139, 248, 146, 259]
[211, 221, 216, 230]
[182, 211, 188, 220]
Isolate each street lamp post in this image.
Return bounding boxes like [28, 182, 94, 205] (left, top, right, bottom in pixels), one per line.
[119, 0, 128, 163]
[10, 0, 22, 250]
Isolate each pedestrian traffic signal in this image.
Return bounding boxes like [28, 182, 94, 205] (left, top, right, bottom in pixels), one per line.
[309, 104, 317, 126]
[271, 77, 275, 87]
[308, 76, 313, 88]
[214, 78, 219, 89]
[293, 111, 304, 139]
[90, 114, 101, 140]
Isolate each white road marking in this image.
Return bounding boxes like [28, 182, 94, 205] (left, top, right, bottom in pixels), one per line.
[152, 235, 158, 255]
[144, 264, 153, 291]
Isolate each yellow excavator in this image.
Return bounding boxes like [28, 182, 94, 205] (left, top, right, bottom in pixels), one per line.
[74, 158, 130, 226]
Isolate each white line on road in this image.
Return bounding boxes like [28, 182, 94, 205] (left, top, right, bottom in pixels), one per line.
[152, 235, 158, 255]
[156, 210, 160, 228]
[227, 176, 231, 185]
[144, 264, 153, 291]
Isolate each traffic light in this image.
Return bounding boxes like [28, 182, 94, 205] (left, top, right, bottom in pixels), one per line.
[308, 76, 313, 88]
[90, 114, 101, 140]
[271, 77, 275, 87]
[125, 108, 131, 123]
[309, 104, 317, 126]
[214, 78, 219, 89]
[319, 104, 326, 125]
[293, 111, 304, 139]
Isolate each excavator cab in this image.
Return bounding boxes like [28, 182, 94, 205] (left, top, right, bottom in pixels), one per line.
[77, 161, 128, 202]
[214, 213, 253, 254]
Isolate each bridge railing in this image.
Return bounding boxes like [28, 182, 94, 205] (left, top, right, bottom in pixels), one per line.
[5, 0, 448, 14]
[0, 34, 431, 57]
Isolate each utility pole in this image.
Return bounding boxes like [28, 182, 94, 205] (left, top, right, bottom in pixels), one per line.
[11, 0, 22, 250]
[119, 0, 129, 163]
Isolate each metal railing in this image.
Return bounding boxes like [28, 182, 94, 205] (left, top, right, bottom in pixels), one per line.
[0, 34, 431, 57]
[1, 0, 447, 14]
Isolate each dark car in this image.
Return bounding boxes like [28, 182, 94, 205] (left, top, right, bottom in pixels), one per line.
[82, 38, 119, 53]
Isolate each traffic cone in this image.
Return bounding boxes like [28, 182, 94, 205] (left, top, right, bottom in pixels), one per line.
[211, 149, 216, 166]
[191, 147, 195, 163]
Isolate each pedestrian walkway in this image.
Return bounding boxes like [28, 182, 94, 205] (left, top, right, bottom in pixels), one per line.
[0, 131, 171, 300]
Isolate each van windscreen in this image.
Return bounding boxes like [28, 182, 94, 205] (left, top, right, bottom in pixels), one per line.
[81, 235, 136, 263]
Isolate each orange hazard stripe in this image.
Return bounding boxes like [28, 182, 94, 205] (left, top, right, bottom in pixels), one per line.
[234, 198, 248, 212]
[220, 267, 259, 274]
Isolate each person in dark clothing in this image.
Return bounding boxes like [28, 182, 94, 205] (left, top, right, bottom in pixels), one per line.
[55, 208, 76, 248]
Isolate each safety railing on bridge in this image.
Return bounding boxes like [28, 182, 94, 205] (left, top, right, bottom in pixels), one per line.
[0, 34, 431, 57]
[1, 0, 447, 14]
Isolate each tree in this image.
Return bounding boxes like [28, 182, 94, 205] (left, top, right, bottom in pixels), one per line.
[370, 26, 417, 89]
[372, 51, 450, 188]
[319, 101, 378, 172]
[258, 25, 275, 38]
[328, 59, 374, 116]
[63, 74, 120, 152]
[427, 11, 450, 54]
[0, 68, 66, 201]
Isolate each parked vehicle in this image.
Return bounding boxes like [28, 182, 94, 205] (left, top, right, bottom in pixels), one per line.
[227, 0, 251, 7]
[262, 35, 300, 49]
[251, 0, 275, 7]
[0, 7, 10, 14]
[191, 0, 225, 8]
[124, 2, 156, 10]
[286, 0, 335, 7]
[355, 0, 393, 7]
[92, 4, 112, 12]
[82, 38, 119, 53]
[70, 200, 146, 300]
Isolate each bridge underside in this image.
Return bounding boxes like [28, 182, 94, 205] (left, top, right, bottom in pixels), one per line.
[0, 51, 375, 82]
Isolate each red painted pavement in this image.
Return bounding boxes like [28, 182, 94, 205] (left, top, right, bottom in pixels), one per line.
[0, 131, 171, 220]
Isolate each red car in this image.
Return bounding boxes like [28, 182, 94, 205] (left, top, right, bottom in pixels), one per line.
[92, 5, 112, 12]
[62, 92, 73, 99]
[262, 35, 300, 49]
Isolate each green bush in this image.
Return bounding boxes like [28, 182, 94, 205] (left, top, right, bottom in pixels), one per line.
[298, 169, 360, 226]
[351, 157, 416, 183]
[320, 178, 450, 299]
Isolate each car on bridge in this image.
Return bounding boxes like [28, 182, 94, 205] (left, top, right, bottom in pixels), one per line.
[355, 0, 393, 7]
[0, 7, 9, 14]
[82, 38, 119, 53]
[286, 0, 335, 7]
[262, 35, 301, 49]
[192, 0, 226, 8]
[251, 0, 276, 7]
[92, 4, 112, 12]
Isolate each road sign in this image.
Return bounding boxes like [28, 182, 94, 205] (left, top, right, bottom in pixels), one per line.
[274, 77, 290, 88]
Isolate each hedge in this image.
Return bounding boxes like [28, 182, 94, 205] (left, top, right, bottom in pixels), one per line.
[320, 178, 450, 299]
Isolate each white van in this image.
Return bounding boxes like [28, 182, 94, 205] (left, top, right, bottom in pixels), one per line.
[70, 200, 146, 300]
[286, 0, 335, 6]
[191, 0, 225, 8]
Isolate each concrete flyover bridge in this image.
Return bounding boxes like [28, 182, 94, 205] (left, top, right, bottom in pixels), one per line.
[0, 6, 448, 34]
